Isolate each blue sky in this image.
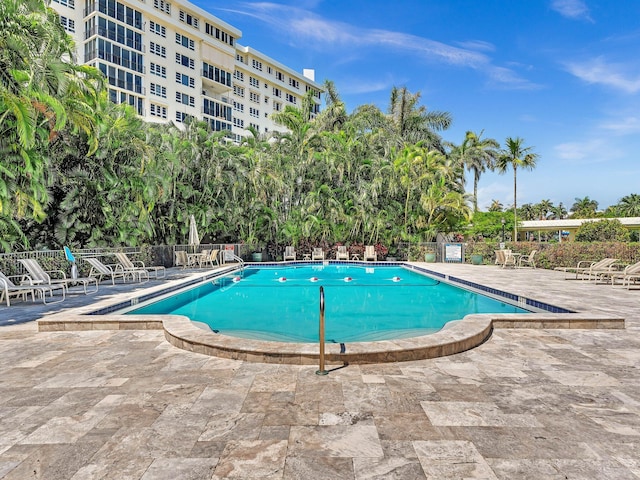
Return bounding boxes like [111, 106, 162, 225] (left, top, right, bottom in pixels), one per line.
[192, 0, 640, 211]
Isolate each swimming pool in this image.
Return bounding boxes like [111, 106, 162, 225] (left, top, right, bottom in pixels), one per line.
[126, 264, 529, 342]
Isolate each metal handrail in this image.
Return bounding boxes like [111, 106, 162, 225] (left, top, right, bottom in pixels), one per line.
[316, 286, 328, 375]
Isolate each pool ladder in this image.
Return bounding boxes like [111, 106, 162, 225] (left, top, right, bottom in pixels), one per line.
[316, 286, 328, 375]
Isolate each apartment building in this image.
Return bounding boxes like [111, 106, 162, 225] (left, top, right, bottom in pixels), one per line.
[49, 0, 322, 141]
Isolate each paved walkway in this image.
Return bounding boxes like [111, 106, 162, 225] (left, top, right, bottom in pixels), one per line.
[0, 264, 639, 479]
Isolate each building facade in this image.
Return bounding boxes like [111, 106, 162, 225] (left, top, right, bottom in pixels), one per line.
[49, 0, 322, 141]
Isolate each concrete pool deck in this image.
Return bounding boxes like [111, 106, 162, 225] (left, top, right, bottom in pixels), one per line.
[0, 263, 639, 478]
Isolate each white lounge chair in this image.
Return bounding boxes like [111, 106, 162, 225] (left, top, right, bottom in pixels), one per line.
[595, 260, 640, 287]
[19, 258, 97, 295]
[554, 258, 619, 280]
[0, 270, 64, 306]
[84, 257, 132, 284]
[283, 246, 296, 261]
[336, 245, 349, 260]
[312, 248, 325, 260]
[363, 245, 377, 262]
[115, 252, 165, 278]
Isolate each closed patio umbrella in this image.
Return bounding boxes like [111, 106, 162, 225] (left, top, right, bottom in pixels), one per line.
[188, 214, 200, 251]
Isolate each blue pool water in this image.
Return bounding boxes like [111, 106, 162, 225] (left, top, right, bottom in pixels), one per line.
[127, 265, 529, 343]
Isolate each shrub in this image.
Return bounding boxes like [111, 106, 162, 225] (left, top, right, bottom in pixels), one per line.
[575, 219, 630, 242]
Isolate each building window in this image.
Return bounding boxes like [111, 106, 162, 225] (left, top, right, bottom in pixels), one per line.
[92, 1, 142, 29]
[98, 62, 143, 95]
[202, 63, 232, 87]
[153, 0, 171, 14]
[233, 117, 244, 127]
[150, 103, 167, 119]
[203, 99, 232, 121]
[286, 93, 297, 104]
[233, 101, 244, 112]
[176, 111, 191, 123]
[150, 42, 166, 58]
[176, 53, 195, 69]
[249, 92, 260, 104]
[249, 76, 259, 88]
[272, 87, 281, 98]
[236, 54, 245, 64]
[252, 59, 263, 71]
[233, 86, 244, 97]
[106, 88, 143, 115]
[91, 16, 143, 51]
[249, 122, 259, 130]
[149, 21, 165, 37]
[150, 62, 166, 78]
[175, 33, 195, 50]
[176, 72, 195, 88]
[150, 83, 166, 98]
[176, 92, 195, 107]
[275, 71, 284, 82]
[179, 10, 199, 28]
[205, 23, 234, 45]
[234, 70, 244, 82]
[249, 107, 259, 118]
[59, 16, 75, 33]
[289, 78, 300, 89]
[273, 101, 282, 112]
[52, 0, 75, 8]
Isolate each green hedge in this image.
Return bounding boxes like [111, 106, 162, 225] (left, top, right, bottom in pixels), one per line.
[465, 241, 640, 269]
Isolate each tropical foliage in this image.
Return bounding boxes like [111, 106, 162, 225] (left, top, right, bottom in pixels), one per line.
[2, 1, 638, 255]
[574, 219, 630, 242]
[0, 2, 476, 253]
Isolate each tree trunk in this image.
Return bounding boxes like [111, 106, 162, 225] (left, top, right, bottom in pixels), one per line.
[513, 166, 518, 240]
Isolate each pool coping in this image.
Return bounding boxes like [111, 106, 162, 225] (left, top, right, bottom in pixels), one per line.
[37, 261, 625, 364]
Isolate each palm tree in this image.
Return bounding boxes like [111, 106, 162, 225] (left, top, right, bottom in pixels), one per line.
[488, 199, 503, 212]
[450, 130, 499, 212]
[496, 137, 539, 239]
[570, 196, 598, 218]
[615, 193, 640, 217]
[535, 199, 554, 220]
[386, 86, 452, 149]
[519, 203, 537, 221]
[0, 0, 102, 250]
[549, 202, 567, 219]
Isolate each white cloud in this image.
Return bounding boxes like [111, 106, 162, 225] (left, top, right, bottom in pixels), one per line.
[550, 0, 593, 22]
[565, 57, 640, 93]
[599, 116, 640, 135]
[341, 79, 394, 95]
[554, 138, 623, 164]
[217, 2, 537, 89]
[455, 40, 496, 52]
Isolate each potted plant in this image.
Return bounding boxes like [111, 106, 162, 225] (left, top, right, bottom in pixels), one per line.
[424, 248, 436, 263]
[470, 253, 483, 265]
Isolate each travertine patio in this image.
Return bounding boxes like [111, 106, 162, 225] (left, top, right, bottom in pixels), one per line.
[0, 263, 639, 479]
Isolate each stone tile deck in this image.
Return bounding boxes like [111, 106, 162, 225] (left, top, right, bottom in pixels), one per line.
[0, 263, 639, 479]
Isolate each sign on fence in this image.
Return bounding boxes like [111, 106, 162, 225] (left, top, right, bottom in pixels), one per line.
[444, 243, 463, 263]
[224, 245, 235, 261]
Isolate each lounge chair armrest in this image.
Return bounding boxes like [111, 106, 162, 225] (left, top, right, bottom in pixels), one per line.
[111, 264, 126, 274]
[46, 269, 68, 280]
[576, 261, 593, 268]
[11, 274, 37, 285]
[131, 260, 146, 268]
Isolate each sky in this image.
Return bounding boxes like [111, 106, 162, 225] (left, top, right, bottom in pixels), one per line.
[191, 0, 640, 212]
